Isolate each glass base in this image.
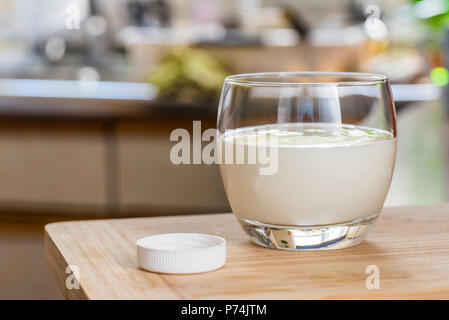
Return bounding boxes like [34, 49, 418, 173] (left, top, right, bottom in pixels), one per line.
[238, 214, 379, 251]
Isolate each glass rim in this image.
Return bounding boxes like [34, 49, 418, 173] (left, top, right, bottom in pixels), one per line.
[224, 72, 389, 87]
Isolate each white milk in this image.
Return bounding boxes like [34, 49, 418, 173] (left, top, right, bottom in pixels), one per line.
[218, 123, 396, 226]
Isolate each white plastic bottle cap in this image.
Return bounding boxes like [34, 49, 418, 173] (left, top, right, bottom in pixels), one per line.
[137, 233, 226, 274]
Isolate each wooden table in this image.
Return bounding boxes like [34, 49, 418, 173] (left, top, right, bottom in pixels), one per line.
[45, 205, 449, 299]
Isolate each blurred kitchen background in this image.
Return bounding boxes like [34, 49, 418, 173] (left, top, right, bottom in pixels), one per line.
[0, 0, 448, 298]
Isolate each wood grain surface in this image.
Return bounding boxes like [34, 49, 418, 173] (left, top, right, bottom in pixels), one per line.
[45, 205, 449, 299]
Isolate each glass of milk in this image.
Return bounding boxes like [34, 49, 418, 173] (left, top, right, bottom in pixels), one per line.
[217, 72, 396, 250]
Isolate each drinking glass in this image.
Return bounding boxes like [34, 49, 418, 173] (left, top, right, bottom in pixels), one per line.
[217, 72, 396, 250]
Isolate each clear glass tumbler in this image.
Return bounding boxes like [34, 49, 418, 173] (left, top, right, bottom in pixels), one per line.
[217, 72, 397, 250]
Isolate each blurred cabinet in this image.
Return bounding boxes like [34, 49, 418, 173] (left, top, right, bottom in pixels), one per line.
[0, 117, 230, 217]
[0, 122, 107, 207]
[117, 121, 229, 214]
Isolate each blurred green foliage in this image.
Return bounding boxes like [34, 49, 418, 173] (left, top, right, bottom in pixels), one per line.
[411, 0, 449, 31]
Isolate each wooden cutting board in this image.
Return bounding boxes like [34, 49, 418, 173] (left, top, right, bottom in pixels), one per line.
[45, 205, 449, 299]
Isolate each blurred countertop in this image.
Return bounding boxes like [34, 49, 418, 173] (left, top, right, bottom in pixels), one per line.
[0, 78, 219, 119]
[0, 78, 442, 119]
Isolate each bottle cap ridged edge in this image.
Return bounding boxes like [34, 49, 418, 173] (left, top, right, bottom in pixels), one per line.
[137, 233, 226, 274]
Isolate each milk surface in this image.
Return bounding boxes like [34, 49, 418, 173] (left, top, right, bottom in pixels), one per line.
[219, 123, 396, 226]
